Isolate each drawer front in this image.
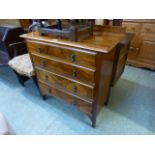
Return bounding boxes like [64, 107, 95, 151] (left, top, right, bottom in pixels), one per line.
[141, 33, 155, 42]
[39, 81, 92, 116]
[32, 54, 95, 83]
[122, 22, 140, 33]
[138, 41, 155, 61]
[142, 23, 155, 33]
[36, 68, 94, 99]
[27, 41, 96, 67]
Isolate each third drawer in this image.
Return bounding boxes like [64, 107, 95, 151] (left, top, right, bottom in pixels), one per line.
[36, 67, 94, 99]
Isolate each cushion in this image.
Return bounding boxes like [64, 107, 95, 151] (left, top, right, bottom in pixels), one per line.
[8, 53, 34, 77]
[0, 113, 15, 135]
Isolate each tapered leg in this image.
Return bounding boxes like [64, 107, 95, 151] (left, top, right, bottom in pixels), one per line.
[92, 115, 96, 128]
[42, 95, 47, 100]
[13, 70, 29, 87]
[91, 102, 97, 128]
[32, 76, 47, 100]
[105, 88, 111, 106]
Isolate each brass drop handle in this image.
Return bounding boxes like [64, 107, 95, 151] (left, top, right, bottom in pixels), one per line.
[135, 48, 139, 51]
[72, 69, 77, 77]
[130, 46, 134, 51]
[45, 75, 49, 81]
[145, 27, 151, 32]
[41, 60, 46, 67]
[70, 53, 76, 62]
[73, 85, 77, 93]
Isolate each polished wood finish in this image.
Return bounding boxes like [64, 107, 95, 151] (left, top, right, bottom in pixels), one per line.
[21, 31, 124, 127]
[111, 33, 133, 86]
[93, 25, 133, 86]
[31, 53, 95, 83]
[36, 67, 94, 99]
[27, 41, 96, 67]
[123, 20, 155, 70]
[94, 25, 126, 34]
[39, 81, 92, 116]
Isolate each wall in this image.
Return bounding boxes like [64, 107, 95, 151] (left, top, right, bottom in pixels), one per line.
[0, 19, 20, 26]
[95, 19, 104, 25]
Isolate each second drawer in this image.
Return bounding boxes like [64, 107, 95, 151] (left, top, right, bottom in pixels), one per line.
[32, 54, 95, 83]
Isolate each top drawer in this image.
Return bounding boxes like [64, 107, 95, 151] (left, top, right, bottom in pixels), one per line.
[142, 23, 155, 33]
[122, 22, 140, 33]
[27, 41, 96, 67]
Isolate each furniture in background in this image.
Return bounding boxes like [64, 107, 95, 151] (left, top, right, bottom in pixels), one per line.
[122, 19, 155, 70]
[0, 24, 26, 66]
[19, 19, 32, 30]
[19, 19, 57, 31]
[38, 19, 94, 42]
[103, 19, 123, 26]
[21, 29, 126, 127]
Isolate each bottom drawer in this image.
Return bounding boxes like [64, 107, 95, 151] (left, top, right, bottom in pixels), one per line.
[39, 81, 92, 116]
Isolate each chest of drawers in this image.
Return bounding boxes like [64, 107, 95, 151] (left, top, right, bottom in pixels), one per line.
[21, 32, 124, 127]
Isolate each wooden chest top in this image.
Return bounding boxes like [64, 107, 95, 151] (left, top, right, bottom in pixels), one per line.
[21, 32, 124, 53]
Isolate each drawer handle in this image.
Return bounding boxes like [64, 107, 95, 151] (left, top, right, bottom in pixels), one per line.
[131, 27, 135, 30]
[70, 53, 76, 62]
[41, 60, 46, 67]
[45, 75, 49, 81]
[73, 85, 77, 93]
[145, 27, 151, 32]
[72, 69, 77, 77]
[37, 48, 41, 53]
[130, 46, 134, 50]
[135, 48, 139, 51]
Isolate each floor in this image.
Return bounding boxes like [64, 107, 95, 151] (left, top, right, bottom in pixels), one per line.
[0, 65, 155, 135]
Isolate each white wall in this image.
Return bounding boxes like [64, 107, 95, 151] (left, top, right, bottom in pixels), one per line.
[95, 19, 104, 25]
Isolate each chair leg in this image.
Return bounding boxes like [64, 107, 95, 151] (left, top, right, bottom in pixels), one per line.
[13, 70, 29, 87]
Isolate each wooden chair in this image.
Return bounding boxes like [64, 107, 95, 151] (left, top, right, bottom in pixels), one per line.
[8, 41, 37, 87]
[8, 41, 46, 99]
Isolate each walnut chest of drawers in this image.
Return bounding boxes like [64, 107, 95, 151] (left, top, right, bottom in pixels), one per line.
[21, 32, 124, 127]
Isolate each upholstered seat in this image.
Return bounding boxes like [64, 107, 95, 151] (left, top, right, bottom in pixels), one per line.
[0, 113, 15, 135]
[8, 53, 34, 77]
